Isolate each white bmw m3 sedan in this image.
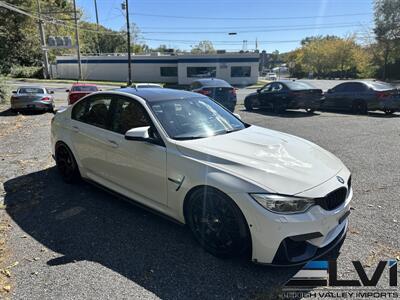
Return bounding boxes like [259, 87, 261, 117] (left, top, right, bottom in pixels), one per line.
[51, 88, 352, 265]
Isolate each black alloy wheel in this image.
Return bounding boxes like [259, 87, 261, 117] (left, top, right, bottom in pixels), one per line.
[305, 108, 315, 113]
[384, 108, 395, 115]
[352, 100, 368, 114]
[55, 143, 80, 183]
[185, 187, 251, 258]
[245, 98, 254, 111]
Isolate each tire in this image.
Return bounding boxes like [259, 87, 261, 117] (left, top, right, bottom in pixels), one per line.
[185, 187, 251, 258]
[244, 98, 254, 111]
[305, 108, 315, 114]
[352, 100, 368, 114]
[384, 109, 395, 115]
[55, 143, 81, 183]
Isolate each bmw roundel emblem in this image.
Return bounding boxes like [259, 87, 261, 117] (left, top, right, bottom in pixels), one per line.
[336, 176, 345, 184]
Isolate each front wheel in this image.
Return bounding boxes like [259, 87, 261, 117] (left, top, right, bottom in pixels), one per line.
[55, 143, 81, 183]
[352, 100, 368, 114]
[244, 98, 254, 111]
[185, 188, 251, 258]
[305, 108, 315, 113]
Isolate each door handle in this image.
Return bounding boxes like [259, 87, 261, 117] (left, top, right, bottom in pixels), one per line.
[107, 140, 119, 148]
[72, 125, 79, 132]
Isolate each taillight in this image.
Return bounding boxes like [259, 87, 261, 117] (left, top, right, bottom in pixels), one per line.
[41, 97, 51, 101]
[376, 91, 390, 100]
[197, 89, 211, 95]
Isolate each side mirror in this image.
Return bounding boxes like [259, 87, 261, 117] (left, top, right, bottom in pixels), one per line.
[65, 89, 70, 92]
[327, 89, 332, 93]
[12, 91, 17, 94]
[125, 126, 150, 141]
[50, 90, 55, 94]
[233, 113, 241, 120]
[256, 88, 261, 93]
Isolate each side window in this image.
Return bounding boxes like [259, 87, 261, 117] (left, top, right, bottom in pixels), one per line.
[261, 83, 272, 93]
[271, 83, 283, 92]
[351, 83, 366, 92]
[334, 84, 347, 92]
[111, 97, 151, 134]
[71, 95, 112, 129]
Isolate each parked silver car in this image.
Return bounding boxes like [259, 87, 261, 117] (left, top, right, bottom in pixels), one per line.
[11, 86, 55, 113]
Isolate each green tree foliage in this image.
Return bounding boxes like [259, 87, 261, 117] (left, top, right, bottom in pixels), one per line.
[373, 0, 400, 79]
[0, 0, 148, 75]
[191, 40, 216, 54]
[286, 36, 374, 79]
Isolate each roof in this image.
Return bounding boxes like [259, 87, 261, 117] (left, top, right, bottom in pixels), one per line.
[193, 78, 231, 87]
[116, 87, 202, 102]
[17, 86, 45, 89]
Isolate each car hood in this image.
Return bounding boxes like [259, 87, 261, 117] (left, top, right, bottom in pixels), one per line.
[176, 125, 344, 195]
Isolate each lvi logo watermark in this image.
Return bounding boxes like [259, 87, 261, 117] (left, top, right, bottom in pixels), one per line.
[284, 260, 397, 288]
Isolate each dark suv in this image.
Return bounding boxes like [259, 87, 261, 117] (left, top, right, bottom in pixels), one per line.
[322, 81, 399, 114]
[189, 78, 237, 112]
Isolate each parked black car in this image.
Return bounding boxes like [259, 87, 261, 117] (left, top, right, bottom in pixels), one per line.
[189, 78, 237, 112]
[322, 81, 400, 114]
[244, 80, 323, 113]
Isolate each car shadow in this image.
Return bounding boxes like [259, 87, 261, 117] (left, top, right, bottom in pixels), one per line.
[3, 167, 342, 299]
[240, 108, 320, 118]
[0, 108, 50, 117]
[319, 109, 400, 118]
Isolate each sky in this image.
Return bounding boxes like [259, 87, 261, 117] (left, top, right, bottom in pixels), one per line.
[77, 0, 374, 53]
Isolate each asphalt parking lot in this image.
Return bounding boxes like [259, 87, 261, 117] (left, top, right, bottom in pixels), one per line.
[0, 80, 399, 299]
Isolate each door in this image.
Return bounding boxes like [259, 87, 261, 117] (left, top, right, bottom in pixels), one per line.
[258, 83, 274, 107]
[103, 96, 168, 205]
[70, 94, 113, 182]
[269, 82, 286, 108]
[325, 83, 347, 110]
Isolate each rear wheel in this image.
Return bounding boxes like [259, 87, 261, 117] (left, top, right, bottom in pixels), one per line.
[352, 100, 368, 114]
[185, 187, 251, 258]
[55, 143, 80, 183]
[384, 108, 395, 115]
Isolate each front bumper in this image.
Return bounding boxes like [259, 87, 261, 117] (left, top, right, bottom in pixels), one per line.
[228, 167, 352, 265]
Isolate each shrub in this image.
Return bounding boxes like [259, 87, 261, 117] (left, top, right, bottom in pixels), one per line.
[10, 65, 43, 79]
[0, 76, 10, 104]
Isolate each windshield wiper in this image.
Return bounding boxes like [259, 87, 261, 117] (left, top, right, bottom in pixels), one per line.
[213, 128, 243, 136]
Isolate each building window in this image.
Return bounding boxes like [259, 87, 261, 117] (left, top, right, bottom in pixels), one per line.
[187, 67, 216, 78]
[160, 67, 177, 77]
[231, 66, 251, 77]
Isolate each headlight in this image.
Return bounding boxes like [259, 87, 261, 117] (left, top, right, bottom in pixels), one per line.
[250, 194, 315, 214]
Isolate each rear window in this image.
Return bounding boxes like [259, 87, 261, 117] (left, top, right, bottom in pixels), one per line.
[285, 81, 314, 90]
[368, 81, 395, 90]
[197, 79, 231, 87]
[18, 88, 44, 94]
[71, 86, 98, 92]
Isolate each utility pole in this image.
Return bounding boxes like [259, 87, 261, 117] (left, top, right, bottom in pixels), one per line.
[123, 0, 132, 86]
[36, 0, 50, 79]
[73, 0, 82, 80]
[94, 0, 100, 54]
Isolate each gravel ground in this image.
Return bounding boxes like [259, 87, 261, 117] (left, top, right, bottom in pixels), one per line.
[0, 83, 399, 299]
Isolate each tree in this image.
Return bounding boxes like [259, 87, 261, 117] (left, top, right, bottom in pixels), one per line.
[373, 0, 400, 79]
[191, 40, 216, 54]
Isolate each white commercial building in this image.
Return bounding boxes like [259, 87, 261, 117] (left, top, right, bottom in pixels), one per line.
[54, 53, 260, 85]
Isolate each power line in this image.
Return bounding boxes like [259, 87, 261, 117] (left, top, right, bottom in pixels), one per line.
[132, 12, 371, 20]
[141, 23, 370, 34]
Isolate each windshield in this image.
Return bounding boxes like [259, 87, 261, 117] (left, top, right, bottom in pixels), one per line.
[72, 86, 97, 92]
[369, 81, 395, 90]
[149, 97, 246, 140]
[18, 88, 44, 94]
